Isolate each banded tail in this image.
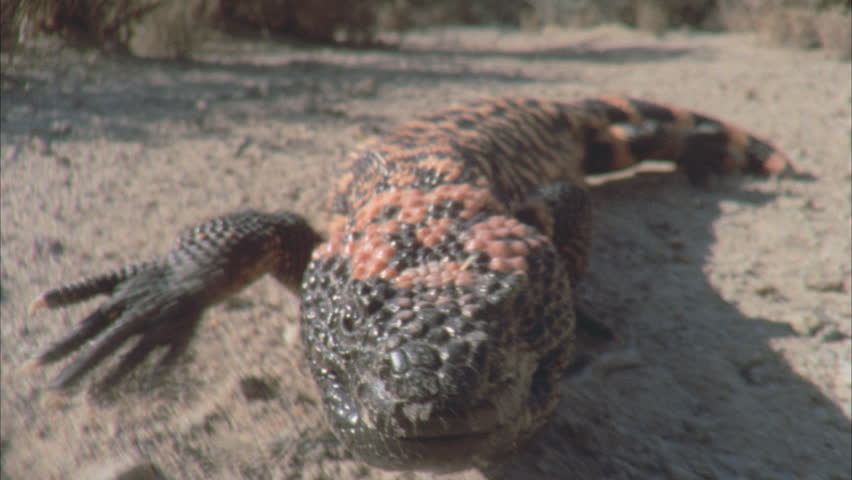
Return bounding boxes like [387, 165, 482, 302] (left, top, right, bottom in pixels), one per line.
[571, 96, 792, 184]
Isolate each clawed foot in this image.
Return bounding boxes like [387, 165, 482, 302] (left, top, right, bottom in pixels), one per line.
[28, 263, 205, 391]
[26, 210, 321, 391]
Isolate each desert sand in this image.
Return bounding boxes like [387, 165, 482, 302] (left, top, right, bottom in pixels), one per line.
[1, 25, 850, 479]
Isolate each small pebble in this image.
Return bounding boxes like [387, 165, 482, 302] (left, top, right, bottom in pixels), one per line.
[240, 375, 278, 401]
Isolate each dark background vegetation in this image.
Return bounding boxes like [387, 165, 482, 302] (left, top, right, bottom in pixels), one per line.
[1, 0, 849, 58]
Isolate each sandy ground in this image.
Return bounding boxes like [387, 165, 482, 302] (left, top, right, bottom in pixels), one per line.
[1, 25, 850, 480]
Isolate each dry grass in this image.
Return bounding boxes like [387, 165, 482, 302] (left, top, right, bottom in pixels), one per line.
[1, 0, 528, 57]
[816, 7, 852, 59]
[523, 0, 850, 58]
[1, 0, 384, 57]
[718, 0, 851, 58]
[128, 0, 210, 58]
[1, 0, 164, 51]
[1, 0, 848, 58]
[214, 0, 380, 45]
[521, 0, 720, 32]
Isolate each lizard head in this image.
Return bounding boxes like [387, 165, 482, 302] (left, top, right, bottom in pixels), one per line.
[300, 209, 576, 471]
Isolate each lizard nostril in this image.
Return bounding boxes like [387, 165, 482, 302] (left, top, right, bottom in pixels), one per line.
[341, 314, 356, 333]
[339, 303, 359, 333]
[365, 299, 382, 315]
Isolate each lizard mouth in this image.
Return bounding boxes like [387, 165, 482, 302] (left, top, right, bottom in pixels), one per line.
[390, 427, 502, 472]
[339, 400, 511, 471]
[395, 430, 496, 469]
[400, 431, 492, 442]
[394, 401, 501, 440]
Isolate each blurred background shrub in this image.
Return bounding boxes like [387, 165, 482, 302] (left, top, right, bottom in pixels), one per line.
[1, 0, 848, 58]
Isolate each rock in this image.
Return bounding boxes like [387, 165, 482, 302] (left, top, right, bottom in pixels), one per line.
[239, 375, 278, 401]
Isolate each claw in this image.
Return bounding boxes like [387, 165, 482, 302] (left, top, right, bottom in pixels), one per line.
[50, 318, 139, 390]
[96, 336, 160, 390]
[37, 305, 123, 366]
[20, 356, 42, 374]
[158, 318, 199, 367]
[28, 295, 49, 315]
[30, 262, 155, 313]
[97, 307, 201, 391]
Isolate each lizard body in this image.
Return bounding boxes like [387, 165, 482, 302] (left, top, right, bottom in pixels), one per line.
[31, 96, 790, 471]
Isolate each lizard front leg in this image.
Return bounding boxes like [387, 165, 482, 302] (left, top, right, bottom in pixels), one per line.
[28, 210, 322, 391]
[514, 180, 613, 342]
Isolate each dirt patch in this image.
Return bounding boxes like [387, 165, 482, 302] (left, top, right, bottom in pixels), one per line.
[1, 25, 850, 480]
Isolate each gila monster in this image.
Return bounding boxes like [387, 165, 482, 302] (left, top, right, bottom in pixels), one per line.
[29, 96, 791, 471]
